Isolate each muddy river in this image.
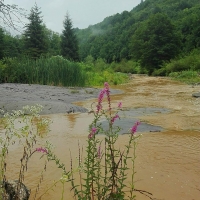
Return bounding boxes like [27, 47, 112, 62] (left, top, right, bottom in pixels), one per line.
[2, 76, 200, 200]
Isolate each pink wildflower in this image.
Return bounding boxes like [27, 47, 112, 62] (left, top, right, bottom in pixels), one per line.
[98, 89, 106, 103]
[96, 89, 106, 113]
[130, 121, 140, 135]
[111, 114, 120, 124]
[104, 82, 109, 90]
[36, 147, 48, 154]
[88, 127, 97, 139]
[118, 102, 122, 108]
[104, 82, 111, 111]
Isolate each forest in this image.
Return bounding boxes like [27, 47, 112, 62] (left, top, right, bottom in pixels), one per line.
[0, 0, 200, 86]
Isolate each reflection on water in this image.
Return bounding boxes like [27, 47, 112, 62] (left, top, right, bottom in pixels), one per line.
[1, 76, 200, 200]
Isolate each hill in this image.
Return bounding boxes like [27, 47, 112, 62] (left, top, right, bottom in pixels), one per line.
[75, 0, 200, 74]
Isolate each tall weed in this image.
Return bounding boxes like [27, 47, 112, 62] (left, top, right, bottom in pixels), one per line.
[1, 56, 86, 87]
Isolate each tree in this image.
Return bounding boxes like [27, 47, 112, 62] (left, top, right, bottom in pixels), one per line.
[24, 3, 47, 59]
[3, 33, 23, 57]
[0, 27, 4, 59]
[131, 13, 181, 74]
[0, 0, 26, 31]
[61, 13, 79, 61]
[43, 25, 61, 56]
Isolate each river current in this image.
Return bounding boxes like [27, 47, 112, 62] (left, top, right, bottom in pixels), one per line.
[2, 76, 200, 200]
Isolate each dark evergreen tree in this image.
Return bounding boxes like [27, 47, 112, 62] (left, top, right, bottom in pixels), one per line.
[61, 13, 79, 61]
[24, 3, 47, 59]
[0, 28, 4, 59]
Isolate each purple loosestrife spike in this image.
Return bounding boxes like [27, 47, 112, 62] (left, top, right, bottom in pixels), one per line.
[111, 114, 120, 124]
[88, 127, 97, 139]
[104, 82, 109, 89]
[91, 127, 97, 133]
[130, 121, 141, 135]
[118, 102, 122, 108]
[104, 82, 111, 111]
[96, 89, 106, 113]
[36, 147, 48, 154]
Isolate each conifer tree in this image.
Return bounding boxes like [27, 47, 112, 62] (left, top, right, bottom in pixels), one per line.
[24, 3, 47, 59]
[61, 13, 79, 61]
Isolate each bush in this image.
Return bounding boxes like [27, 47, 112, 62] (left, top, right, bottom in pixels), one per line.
[163, 50, 200, 74]
[169, 70, 200, 84]
[111, 60, 142, 74]
[85, 71, 129, 86]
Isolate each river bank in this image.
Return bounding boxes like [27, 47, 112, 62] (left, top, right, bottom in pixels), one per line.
[1, 76, 200, 200]
[0, 83, 121, 116]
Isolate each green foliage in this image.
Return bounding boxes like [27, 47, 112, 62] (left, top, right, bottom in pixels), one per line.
[169, 70, 200, 84]
[79, 61, 128, 86]
[75, 0, 199, 73]
[24, 3, 48, 59]
[0, 61, 6, 83]
[153, 50, 200, 83]
[131, 13, 181, 74]
[1, 56, 86, 86]
[43, 26, 61, 56]
[3, 33, 23, 58]
[61, 13, 79, 61]
[164, 50, 200, 74]
[176, 5, 200, 52]
[0, 28, 4, 60]
[86, 71, 128, 86]
[111, 59, 142, 74]
[2, 0, 200, 76]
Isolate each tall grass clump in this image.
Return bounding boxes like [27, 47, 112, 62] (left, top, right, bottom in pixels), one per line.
[0, 56, 86, 87]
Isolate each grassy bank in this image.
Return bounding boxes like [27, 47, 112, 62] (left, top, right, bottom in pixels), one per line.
[169, 70, 200, 84]
[0, 56, 129, 87]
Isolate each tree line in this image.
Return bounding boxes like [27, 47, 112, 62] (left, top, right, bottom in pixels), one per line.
[76, 0, 200, 74]
[0, 0, 200, 76]
[0, 3, 79, 61]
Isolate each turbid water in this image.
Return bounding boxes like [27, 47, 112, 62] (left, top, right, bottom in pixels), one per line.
[1, 76, 200, 200]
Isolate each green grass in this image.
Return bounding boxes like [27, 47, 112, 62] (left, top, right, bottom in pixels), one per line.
[84, 71, 129, 86]
[0, 56, 129, 87]
[0, 56, 86, 87]
[169, 70, 200, 84]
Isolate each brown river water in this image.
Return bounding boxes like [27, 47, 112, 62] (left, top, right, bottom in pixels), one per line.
[2, 76, 200, 200]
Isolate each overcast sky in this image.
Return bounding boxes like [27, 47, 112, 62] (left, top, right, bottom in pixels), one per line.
[3, 0, 141, 34]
